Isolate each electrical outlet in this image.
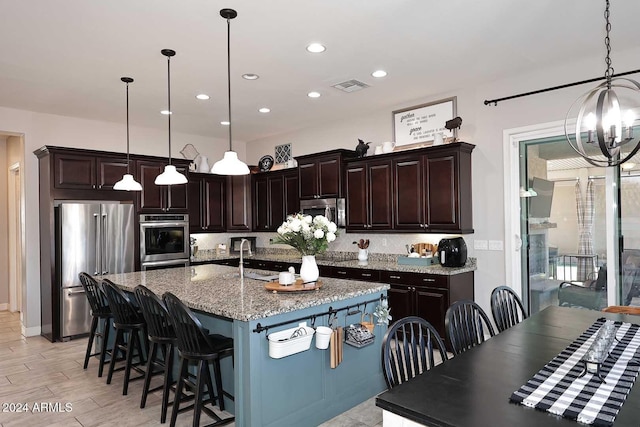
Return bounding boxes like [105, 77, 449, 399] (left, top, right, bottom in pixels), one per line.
[488, 240, 504, 251]
[382, 238, 387, 247]
[474, 240, 488, 250]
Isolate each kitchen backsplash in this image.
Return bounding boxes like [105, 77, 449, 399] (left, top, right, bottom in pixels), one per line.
[191, 231, 467, 257]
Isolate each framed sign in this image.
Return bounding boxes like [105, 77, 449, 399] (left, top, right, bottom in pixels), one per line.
[392, 96, 457, 148]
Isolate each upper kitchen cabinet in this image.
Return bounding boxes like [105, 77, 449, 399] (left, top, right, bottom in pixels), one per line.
[226, 174, 252, 231]
[393, 142, 474, 233]
[253, 169, 298, 231]
[188, 173, 226, 232]
[345, 159, 393, 231]
[50, 150, 129, 190]
[295, 149, 357, 199]
[137, 160, 189, 213]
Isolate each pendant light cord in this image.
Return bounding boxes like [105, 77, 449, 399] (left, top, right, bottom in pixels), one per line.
[125, 81, 131, 174]
[226, 15, 232, 152]
[167, 54, 173, 165]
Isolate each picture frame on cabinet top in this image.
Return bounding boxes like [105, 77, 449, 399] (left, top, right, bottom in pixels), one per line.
[392, 96, 457, 150]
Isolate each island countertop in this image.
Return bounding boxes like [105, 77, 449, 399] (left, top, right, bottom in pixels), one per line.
[101, 264, 389, 322]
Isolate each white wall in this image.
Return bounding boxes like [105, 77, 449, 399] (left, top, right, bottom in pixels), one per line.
[0, 108, 247, 334]
[245, 46, 640, 316]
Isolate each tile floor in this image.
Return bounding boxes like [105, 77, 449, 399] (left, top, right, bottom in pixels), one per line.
[0, 311, 381, 427]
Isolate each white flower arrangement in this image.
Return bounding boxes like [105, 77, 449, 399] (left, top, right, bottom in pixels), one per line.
[272, 213, 338, 256]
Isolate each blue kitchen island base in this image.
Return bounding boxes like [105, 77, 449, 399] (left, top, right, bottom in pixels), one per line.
[197, 292, 387, 427]
[101, 264, 389, 427]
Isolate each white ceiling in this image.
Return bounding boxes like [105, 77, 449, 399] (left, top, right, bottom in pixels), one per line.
[1, 0, 638, 143]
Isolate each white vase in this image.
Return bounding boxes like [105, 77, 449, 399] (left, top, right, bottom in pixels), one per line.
[358, 248, 369, 262]
[300, 255, 319, 283]
[197, 155, 210, 172]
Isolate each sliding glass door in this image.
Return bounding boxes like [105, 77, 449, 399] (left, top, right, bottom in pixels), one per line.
[519, 135, 639, 314]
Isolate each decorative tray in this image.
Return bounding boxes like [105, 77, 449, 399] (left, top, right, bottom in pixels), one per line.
[264, 279, 323, 293]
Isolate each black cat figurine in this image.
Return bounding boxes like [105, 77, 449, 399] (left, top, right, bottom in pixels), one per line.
[355, 139, 371, 158]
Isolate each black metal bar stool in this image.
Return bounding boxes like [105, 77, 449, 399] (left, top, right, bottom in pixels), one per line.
[101, 279, 147, 396]
[78, 272, 113, 377]
[163, 292, 234, 427]
[134, 285, 178, 424]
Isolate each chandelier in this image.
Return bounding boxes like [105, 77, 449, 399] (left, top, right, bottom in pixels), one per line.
[564, 0, 640, 167]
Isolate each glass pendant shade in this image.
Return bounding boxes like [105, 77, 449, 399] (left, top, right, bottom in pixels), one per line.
[114, 77, 142, 191]
[155, 165, 188, 185]
[114, 173, 143, 191]
[211, 150, 250, 175]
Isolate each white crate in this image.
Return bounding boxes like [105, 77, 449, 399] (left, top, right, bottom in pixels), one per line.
[267, 322, 315, 359]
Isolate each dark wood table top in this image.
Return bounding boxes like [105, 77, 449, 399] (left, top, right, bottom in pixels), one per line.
[376, 306, 640, 427]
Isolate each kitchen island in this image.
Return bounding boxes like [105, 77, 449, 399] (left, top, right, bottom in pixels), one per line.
[102, 264, 389, 427]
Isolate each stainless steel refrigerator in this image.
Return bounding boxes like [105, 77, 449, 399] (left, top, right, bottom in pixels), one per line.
[56, 202, 135, 338]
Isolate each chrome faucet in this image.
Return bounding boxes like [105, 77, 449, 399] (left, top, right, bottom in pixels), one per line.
[239, 238, 252, 280]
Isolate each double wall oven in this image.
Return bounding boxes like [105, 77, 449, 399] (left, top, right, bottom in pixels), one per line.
[139, 214, 190, 270]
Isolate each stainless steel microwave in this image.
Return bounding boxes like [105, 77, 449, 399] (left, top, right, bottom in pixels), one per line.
[299, 198, 345, 228]
[139, 214, 190, 265]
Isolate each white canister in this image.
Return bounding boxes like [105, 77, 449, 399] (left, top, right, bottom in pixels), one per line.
[433, 133, 444, 145]
[279, 271, 295, 285]
[315, 326, 333, 350]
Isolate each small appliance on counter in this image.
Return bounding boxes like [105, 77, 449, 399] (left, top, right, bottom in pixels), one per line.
[437, 237, 468, 267]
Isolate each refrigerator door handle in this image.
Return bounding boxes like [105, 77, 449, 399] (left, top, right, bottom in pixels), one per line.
[94, 213, 100, 275]
[102, 213, 108, 274]
[67, 289, 87, 297]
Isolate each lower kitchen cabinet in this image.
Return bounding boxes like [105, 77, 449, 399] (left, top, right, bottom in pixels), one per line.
[381, 270, 474, 340]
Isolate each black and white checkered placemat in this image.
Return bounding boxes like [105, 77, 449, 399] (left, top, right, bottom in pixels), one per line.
[510, 318, 640, 426]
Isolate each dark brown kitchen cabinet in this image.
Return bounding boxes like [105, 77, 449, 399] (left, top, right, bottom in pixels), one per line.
[295, 149, 356, 199]
[392, 142, 474, 233]
[226, 174, 252, 231]
[284, 170, 300, 216]
[387, 284, 414, 324]
[380, 270, 473, 339]
[53, 152, 129, 190]
[253, 169, 298, 231]
[188, 173, 225, 232]
[345, 159, 393, 231]
[137, 160, 188, 213]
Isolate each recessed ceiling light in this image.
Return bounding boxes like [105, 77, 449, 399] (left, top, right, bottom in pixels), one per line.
[622, 162, 636, 170]
[259, 107, 271, 113]
[221, 121, 230, 126]
[242, 73, 259, 80]
[306, 43, 326, 53]
[372, 70, 387, 78]
[307, 91, 321, 98]
[195, 94, 210, 100]
[160, 110, 172, 115]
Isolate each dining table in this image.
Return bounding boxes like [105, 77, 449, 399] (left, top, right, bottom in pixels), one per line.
[375, 306, 640, 427]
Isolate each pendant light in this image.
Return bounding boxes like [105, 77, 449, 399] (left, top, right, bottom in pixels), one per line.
[564, 0, 640, 167]
[155, 49, 188, 185]
[113, 77, 143, 191]
[211, 8, 250, 175]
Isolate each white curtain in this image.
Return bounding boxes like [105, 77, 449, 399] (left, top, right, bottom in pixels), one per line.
[576, 180, 595, 281]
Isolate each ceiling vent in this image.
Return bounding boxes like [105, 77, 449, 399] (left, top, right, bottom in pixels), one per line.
[332, 79, 369, 93]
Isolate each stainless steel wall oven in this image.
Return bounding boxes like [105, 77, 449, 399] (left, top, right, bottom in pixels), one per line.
[139, 213, 189, 269]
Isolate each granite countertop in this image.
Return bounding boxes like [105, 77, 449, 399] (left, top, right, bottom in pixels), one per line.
[101, 264, 389, 322]
[191, 251, 476, 276]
